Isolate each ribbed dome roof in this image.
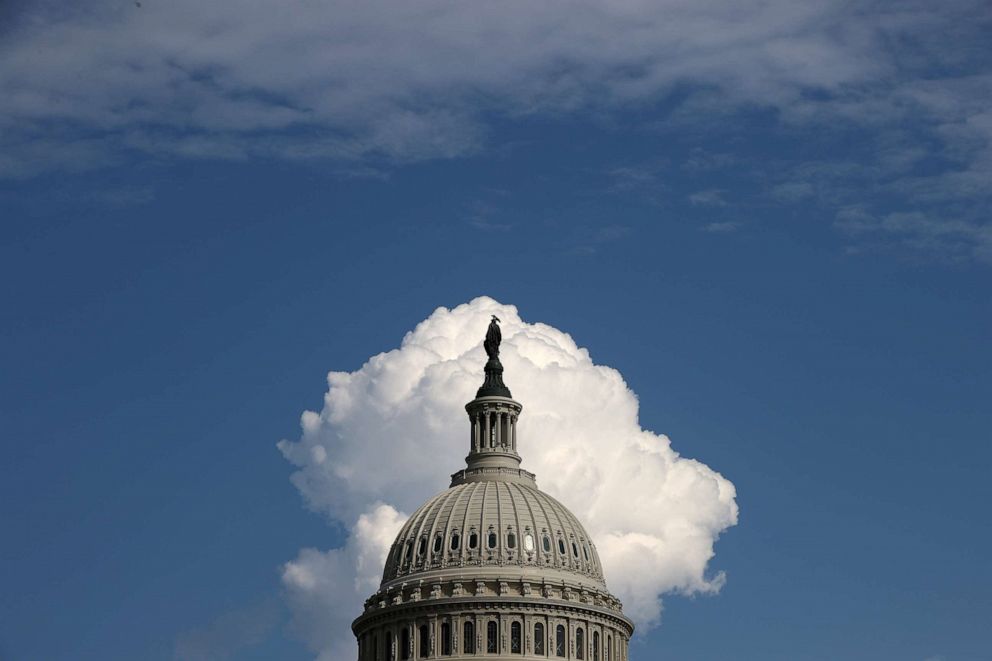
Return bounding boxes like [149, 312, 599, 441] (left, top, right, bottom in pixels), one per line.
[381, 479, 607, 591]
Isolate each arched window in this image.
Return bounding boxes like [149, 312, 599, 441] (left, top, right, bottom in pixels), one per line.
[534, 623, 545, 656]
[441, 622, 451, 656]
[401, 628, 411, 660]
[469, 531, 478, 549]
[555, 625, 566, 657]
[433, 535, 443, 554]
[450, 533, 460, 551]
[593, 631, 600, 661]
[558, 538, 566, 555]
[606, 635, 612, 661]
[543, 535, 552, 553]
[386, 631, 394, 661]
[463, 621, 475, 654]
[507, 532, 517, 549]
[373, 634, 379, 661]
[487, 621, 498, 653]
[511, 622, 522, 653]
[576, 628, 585, 659]
[419, 625, 429, 658]
[488, 531, 498, 549]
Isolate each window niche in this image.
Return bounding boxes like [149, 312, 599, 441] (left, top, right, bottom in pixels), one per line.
[487, 621, 498, 653]
[463, 621, 475, 654]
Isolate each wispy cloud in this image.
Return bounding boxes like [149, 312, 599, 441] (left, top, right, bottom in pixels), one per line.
[0, 1, 984, 174]
[87, 186, 156, 208]
[835, 207, 992, 263]
[1, 0, 989, 261]
[174, 598, 281, 661]
[465, 199, 512, 232]
[605, 164, 664, 192]
[702, 221, 740, 233]
[689, 189, 728, 207]
[768, 181, 815, 203]
[682, 149, 739, 173]
[569, 224, 632, 254]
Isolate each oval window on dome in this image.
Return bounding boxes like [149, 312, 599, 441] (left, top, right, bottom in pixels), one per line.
[583, 544, 590, 561]
[469, 531, 478, 549]
[488, 531, 498, 549]
[543, 535, 552, 553]
[450, 533, 460, 551]
[404, 541, 413, 563]
[572, 541, 580, 558]
[523, 533, 535, 552]
[433, 535, 443, 554]
[418, 537, 427, 557]
[507, 532, 516, 549]
[558, 538, 566, 555]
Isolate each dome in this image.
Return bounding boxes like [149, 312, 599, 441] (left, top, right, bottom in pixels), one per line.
[381, 479, 608, 593]
[353, 317, 632, 660]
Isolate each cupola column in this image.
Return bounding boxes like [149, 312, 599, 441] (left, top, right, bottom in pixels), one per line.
[472, 412, 480, 452]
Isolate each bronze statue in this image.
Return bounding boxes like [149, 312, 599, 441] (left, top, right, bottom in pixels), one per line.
[477, 315, 511, 397]
[484, 315, 501, 359]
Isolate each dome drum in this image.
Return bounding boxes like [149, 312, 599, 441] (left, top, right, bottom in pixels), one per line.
[354, 599, 632, 660]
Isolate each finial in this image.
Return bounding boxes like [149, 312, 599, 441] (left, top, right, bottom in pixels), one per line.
[477, 316, 511, 398]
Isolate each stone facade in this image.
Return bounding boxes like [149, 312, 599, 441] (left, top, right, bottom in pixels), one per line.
[353, 320, 633, 659]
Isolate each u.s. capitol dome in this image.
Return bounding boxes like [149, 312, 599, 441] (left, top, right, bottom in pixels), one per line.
[353, 318, 633, 660]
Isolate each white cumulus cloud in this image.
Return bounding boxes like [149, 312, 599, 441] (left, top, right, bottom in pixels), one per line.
[278, 297, 738, 656]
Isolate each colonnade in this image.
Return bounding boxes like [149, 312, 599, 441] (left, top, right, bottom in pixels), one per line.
[470, 408, 518, 453]
[358, 611, 629, 661]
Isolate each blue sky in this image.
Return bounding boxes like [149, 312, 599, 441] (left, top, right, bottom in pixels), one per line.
[1, 1, 991, 660]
